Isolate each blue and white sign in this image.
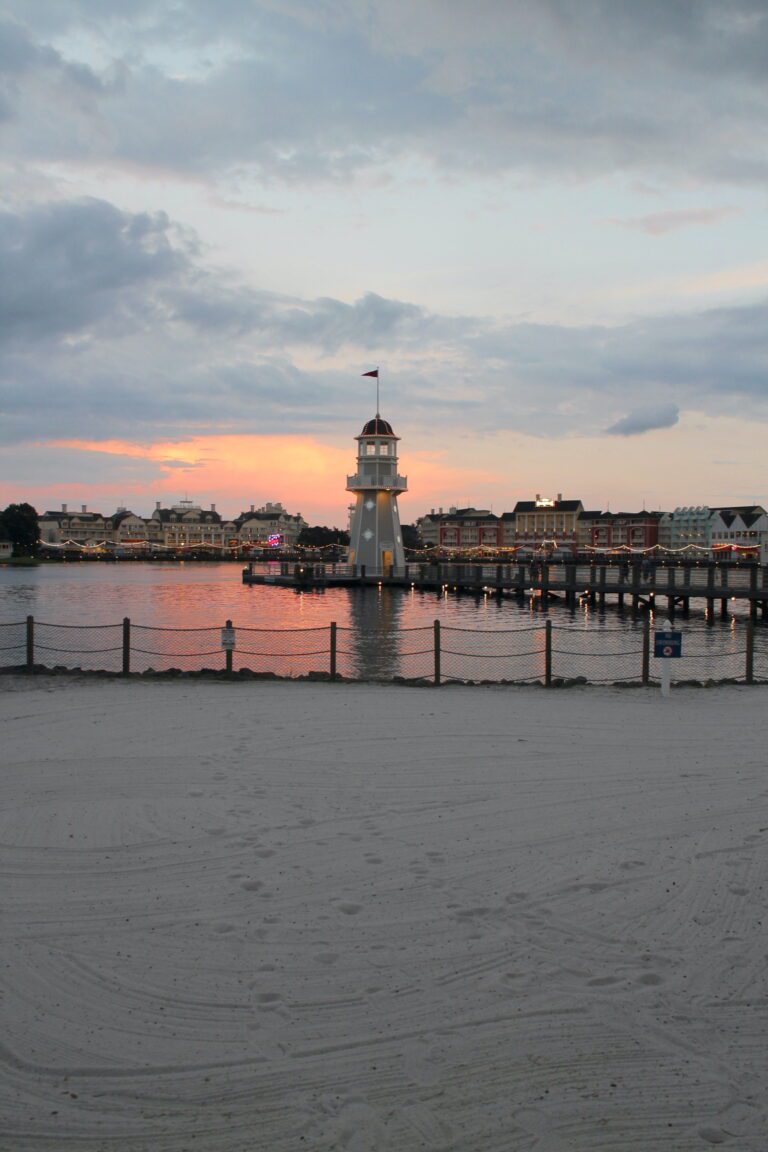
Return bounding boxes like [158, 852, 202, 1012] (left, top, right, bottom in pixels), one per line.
[654, 630, 682, 658]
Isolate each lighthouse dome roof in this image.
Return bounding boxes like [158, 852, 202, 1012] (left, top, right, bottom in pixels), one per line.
[361, 416, 394, 436]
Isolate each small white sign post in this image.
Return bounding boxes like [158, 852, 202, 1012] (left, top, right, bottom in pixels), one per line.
[221, 620, 236, 674]
[654, 619, 682, 698]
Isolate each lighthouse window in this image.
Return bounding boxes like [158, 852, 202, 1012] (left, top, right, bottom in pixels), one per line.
[379, 443, 389, 455]
[366, 442, 376, 455]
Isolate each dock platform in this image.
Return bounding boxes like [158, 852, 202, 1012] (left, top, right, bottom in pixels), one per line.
[243, 560, 768, 620]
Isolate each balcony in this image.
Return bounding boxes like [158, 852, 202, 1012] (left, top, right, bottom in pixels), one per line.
[347, 474, 408, 492]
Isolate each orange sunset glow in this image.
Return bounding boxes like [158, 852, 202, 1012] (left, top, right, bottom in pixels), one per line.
[46, 435, 502, 523]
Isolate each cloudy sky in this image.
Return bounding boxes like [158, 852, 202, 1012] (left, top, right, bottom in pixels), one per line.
[1, 0, 767, 525]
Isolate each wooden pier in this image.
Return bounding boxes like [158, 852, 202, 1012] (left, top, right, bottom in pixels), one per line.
[243, 559, 768, 621]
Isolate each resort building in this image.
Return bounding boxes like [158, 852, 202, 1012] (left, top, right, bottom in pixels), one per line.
[233, 503, 306, 548]
[418, 508, 501, 550]
[38, 505, 111, 546]
[658, 507, 712, 551]
[510, 496, 584, 554]
[111, 509, 157, 545]
[659, 506, 767, 558]
[588, 511, 662, 552]
[150, 500, 228, 547]
[575, 510, 604, 552]
[708, 506, 768, 560]
[38, 500, 305, 550]
[415, 510, 443, 548]
[417, 501, 661, 556]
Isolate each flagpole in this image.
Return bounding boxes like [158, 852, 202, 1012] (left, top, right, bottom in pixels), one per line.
[361, 368, 380, 416]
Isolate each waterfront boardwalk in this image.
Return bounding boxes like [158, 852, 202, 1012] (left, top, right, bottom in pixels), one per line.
[244, 559, 768, 620]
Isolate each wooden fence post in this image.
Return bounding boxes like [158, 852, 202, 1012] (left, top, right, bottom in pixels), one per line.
[26, 615, 34, 673]
[433, 619, 441, 686]
[225, 618, 233, 676]
[545, 619, 552, 686]
[642, 616, 650, 685]
[330, 621, 337, 681]
[122, 617, 130, 676]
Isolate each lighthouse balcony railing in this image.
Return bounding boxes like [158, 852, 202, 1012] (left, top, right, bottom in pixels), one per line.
[346, 474, 408, 491]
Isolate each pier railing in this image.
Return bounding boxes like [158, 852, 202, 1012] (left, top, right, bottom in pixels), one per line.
[1, 616, 764, 686]
[345, 473, 408, 491]
[242, 559, 768, 620]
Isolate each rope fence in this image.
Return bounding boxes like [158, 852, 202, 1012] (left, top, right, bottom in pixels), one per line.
[0, 615, 765, 685]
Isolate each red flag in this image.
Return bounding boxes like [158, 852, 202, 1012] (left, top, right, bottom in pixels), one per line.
[362, 369, 379, 378]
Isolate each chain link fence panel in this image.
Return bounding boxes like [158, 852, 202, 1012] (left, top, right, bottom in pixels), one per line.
[753, 639, 768, 683]
[131, 625, 224, 673]
[552, 627, 643, 683]
[441, 625, 545, 683]
[235, 626, 331, 678]
[0, 620, 26, 669]
[336, 625, 433, 681]
[34, 622, 124, 673]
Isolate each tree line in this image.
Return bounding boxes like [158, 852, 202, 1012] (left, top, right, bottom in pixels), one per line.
[1, 503, 39, 557]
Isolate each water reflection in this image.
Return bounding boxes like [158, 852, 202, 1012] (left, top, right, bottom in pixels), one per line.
[0, 577, 39, 618]
[342, 586, 404, 680]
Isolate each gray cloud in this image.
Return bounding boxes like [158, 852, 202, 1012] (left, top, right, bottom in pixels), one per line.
[168, 286, 442, 352]
[0, 442, 168, 487]
[610, 207, 741, 235]
[1, 196, 767, 449]
[1, 2, 768, 184]
[605, 403, 680, 436]
[0, 199, 187, 343]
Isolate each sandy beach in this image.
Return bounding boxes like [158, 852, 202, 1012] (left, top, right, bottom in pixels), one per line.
[2, 675, 767, 1150]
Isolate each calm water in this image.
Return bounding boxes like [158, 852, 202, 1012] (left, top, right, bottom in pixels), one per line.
[0, 561, 765, 682]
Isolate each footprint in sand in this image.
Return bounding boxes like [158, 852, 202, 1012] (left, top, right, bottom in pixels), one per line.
[257, 991, 282, 1005]
[453, 905, 495, 921]
[337, 902, 362, 916]
[698, 1126, 728, 1145]
[637, 972, 663, 986]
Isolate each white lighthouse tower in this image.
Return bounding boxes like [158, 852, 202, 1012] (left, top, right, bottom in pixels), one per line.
[346, 413, 408, 576]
